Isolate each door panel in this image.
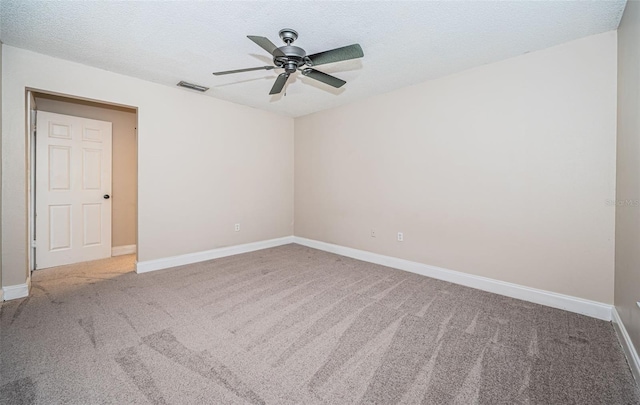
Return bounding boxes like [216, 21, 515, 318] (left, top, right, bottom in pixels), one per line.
[83, 203, 102, 246]
[83, 148, 102, 189]
[83, 126, 103, 142]
[36, 111, 112, 269]
[49, 205, 71, 250]
[50, 122, 71, 139]
[49, 146, 71, 190]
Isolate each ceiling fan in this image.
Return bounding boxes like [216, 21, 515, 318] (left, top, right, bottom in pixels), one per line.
[212, 29, 364, 95]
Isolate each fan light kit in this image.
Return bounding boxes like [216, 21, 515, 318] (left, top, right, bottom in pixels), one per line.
[213, 29, 364, 95]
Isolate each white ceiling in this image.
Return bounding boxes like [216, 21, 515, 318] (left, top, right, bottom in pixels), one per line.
[0, 1, 627, 117]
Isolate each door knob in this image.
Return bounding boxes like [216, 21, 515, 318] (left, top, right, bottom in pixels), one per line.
[103, 194, 110, 199]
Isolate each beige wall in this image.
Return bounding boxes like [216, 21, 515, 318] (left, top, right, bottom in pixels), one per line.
[295, 32, 617, 304]
[615, 1, 640, 353]
[2, 45, 294, 287]
[34, 95, 138, 248]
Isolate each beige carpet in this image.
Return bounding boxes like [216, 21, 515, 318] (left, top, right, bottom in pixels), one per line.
[1, 244, 638, 404]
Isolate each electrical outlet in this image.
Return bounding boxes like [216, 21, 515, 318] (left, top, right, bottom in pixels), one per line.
[371, 229, 376, 238]
[235, 223, 240, 232]
[397, 232, 404, 242]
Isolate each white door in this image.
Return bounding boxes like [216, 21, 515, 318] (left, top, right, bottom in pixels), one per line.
[35, 111, 112, 269]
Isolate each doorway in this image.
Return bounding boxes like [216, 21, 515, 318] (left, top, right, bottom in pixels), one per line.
[29, 91, 138, 271]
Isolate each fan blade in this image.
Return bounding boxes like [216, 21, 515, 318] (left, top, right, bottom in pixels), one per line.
[301, 68, 346, 88]
[212, 66, 275, 75]
[269, 73, 290, 95]
[247, 36, 286, 57]
[306, 44, 363, 66]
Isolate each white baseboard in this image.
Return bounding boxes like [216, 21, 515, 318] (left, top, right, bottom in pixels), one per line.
[612, 307, 640, 382]
[0, 289, 4, 302]
[2, 280, 31, 301]
[112, 244, 137, 257]
[292, 236, 613, 321]
[135, 236, 294, 274]
[133, 234, 611, 320]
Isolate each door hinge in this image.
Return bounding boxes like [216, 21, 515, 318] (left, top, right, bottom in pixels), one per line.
[31, 240, 37, 248]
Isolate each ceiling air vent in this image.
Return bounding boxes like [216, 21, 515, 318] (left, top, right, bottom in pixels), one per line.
[177, 81, 209, 92]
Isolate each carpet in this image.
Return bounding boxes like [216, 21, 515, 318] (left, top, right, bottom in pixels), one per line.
[1, 244, 637, 404]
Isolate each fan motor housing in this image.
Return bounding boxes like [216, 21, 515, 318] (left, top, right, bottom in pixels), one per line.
[274, 45, 308, 73]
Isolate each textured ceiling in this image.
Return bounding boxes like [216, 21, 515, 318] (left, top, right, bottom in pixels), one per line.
[0, 1, 627, 117]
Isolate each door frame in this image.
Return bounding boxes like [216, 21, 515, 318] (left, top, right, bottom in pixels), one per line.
[26, 88, 139, 272]
[27, 91, 36, 272]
